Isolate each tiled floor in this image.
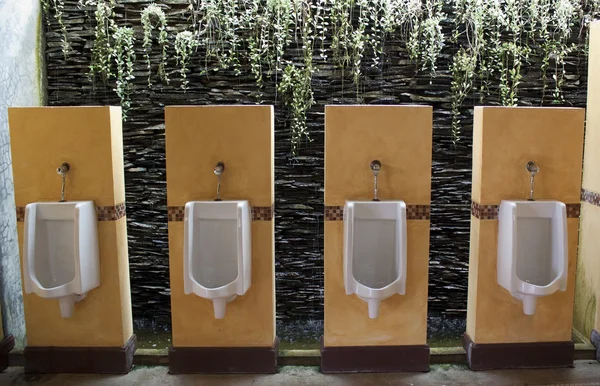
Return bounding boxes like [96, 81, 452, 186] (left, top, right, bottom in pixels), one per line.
[0, 361, 599, 386]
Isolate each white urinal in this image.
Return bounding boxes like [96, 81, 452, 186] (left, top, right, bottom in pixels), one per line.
[23, 201, 100, 318]
[344, 201, 407, 319]
[497, 200, 568, 315]
[184, 201, 252, 319]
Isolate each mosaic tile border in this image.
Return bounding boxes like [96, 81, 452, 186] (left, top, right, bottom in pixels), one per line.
[470, 201, 499, 220]
[566, 203, 581, 218]
[15, 206, 25, 222]
[471, 201, 580, 220]
[167, 205, 274, 222]
[167, 206, 185, 222]
[325, 204, 431, 221]
[97, 202, 127, 221]
[251, 206, 274, 221]
[581, 188, 600, 207]
[16, 202, 126, 222]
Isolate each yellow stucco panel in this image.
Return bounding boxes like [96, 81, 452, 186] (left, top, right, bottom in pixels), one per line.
[8, 106, 132, 347]
[472, 106, 584, 205]
[324, 105, 432, 347]
[468, 106, 584, 344]
[324, 105, 433, 206]
[165, 105, 275, 347]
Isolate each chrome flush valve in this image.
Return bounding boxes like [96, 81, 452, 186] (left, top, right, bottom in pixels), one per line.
[371, 160, 381, 202]
[214, 162, 225, 201]
[526, 161, 539, 201]
[56, 162, 70, 202]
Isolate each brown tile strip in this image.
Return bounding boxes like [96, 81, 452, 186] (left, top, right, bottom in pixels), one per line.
[471, 201, 499, 220]
[167, 205, 273, 222]
[325, 204, 431, 221]
[462, 333, 573, 370]
[581, 188, 600, 206]
[321, 337, 429, 373]
[251, 206, 273, 221]
[15, 206, 25, 222]
[97, 202, 127, 221]
[566, 203, 581, 219]
[167, 206, 185, 222]
[407, 205, 431, 220]
[471, 201, 580, 220]
[24, 334, 136, 374]
[16, 203, 126, 222]
[169, 338, 278, 374]
[325, 206, 344, 221]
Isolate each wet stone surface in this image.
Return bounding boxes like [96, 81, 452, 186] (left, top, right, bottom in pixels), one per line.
[44, 1, 589, 327]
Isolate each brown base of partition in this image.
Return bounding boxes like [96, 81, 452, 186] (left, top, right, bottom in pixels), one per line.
[320, 337, 430, 373]
[24, 334, 137, 374]
[0, 335, 15, 372]
[462, 333, 574, 370]
[591, 330, 600, 362]
[168, 337, 279, 374]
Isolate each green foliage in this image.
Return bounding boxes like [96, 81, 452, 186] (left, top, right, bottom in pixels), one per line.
[41, 0, 70, 58]
[141, 4, 170, 86]
[174, 31, 198, 91]
[278, 64, 315, 156]
[79, 0, 116, 84]
[42, 0, 600, 147]
[112, 26, 136, 119]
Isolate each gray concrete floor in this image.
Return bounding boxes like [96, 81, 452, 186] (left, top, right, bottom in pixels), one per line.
[0, 361, 599, 386]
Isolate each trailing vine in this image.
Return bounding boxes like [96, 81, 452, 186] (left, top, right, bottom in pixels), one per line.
[111, 26, 136, 119]
[174, 31, 198, 91]
[141, 4, 170, 86]
[450, 49, 477, 144]
[79, 0, 116, 84]
[278, 65, 315, 156]
[42, 0, 600, 145]
[42, 0, 70, 58]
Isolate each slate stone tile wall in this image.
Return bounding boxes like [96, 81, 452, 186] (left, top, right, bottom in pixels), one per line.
[43, 0, 589, 327]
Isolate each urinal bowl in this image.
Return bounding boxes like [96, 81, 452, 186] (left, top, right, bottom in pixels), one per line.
[23, 201, 100, 318]
[497, 200, 568, 316]
[343, 201, 407, 319]
[184, 201, 252, 319]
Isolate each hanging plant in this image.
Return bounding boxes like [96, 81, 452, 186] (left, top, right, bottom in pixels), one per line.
[175, 31, 199, 91]
[112, 26, 136, 119]
[418, 0, 445, 78]
[79, 0, 116, 84]
[278, 65, 315, 156]
[42, 0, 70, 58]
[331, 0, 353, 74]
[141, 4, 170, 86]
[450, 49, 477, 144]
[245, 0, 270, 91]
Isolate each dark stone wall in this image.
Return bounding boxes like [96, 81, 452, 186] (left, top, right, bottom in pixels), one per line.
[43, 0, 589, 326]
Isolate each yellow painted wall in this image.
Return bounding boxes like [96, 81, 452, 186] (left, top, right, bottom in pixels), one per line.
[8, 106, 133, 347]
[324, 105, 432, 347]
[575, 21, 600, 336]
[165, 105, 275, 347]
[467, 106, 585, 344]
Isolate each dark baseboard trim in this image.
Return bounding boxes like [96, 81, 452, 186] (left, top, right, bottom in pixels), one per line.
[591, 330, 600, 362]
[0, 335, 15, 372]
[24, 334, 137, 374]
[462, 333, 574, 370]
[320, 337, 430, 373]
[168, 337, 279, 374]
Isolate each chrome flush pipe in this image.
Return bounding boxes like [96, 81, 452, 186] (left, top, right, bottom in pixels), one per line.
[371, 160, 381, 201]
[56, 162, 70, 202]
[526, 161, 539, 201]
[214, 162, 225, 201]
